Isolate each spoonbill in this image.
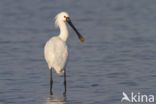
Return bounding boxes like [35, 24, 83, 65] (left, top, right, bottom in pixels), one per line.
[44, 12, 84, 95]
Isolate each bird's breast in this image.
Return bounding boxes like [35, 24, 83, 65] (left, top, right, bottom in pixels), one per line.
[44, 37, 68, 70]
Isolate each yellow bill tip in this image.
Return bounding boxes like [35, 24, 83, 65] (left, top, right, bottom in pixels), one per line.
[80, 37, 85, 42]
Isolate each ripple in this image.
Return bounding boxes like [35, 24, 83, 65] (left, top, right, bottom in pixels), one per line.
[119, 81, 138, 86]
[91, 84, 99, 87]
[106, 72, 128, 79]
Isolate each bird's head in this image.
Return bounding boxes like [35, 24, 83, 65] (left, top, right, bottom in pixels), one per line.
[55, 12, 69, 25]
[55, 11, 85, 42]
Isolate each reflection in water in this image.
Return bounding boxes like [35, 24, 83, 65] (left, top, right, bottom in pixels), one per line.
[45, 95, 66, 104]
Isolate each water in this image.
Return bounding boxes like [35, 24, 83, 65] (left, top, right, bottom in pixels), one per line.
[0, 0, 156, 104]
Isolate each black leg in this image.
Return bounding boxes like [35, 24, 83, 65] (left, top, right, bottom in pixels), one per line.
[50, 69, 53, 95]
[63, 68, 66, 96]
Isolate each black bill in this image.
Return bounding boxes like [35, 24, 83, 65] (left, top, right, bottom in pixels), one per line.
[66, 17, 84, 42]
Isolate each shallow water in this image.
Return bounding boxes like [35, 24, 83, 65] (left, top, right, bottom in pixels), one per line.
[0, 0, 156, 104]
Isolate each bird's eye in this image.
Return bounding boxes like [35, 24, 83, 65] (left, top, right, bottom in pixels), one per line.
[64, 16, 66, 18]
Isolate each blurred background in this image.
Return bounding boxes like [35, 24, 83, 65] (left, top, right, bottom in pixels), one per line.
[0, 0, 156, 104]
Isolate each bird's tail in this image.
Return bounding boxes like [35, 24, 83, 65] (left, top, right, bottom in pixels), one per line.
[56, 69, 64, 75]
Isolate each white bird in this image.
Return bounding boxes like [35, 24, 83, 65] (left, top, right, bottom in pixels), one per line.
[44, 12, 84, 95]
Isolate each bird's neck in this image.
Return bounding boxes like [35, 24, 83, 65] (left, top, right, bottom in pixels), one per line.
[58, 22, 69, 42]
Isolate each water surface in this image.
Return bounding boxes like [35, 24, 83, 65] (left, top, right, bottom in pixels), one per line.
[0, 0, 156, 104]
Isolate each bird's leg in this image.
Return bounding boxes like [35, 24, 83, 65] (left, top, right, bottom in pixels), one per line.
[50, 69, 53, 95]
[63, 68, 67, 96]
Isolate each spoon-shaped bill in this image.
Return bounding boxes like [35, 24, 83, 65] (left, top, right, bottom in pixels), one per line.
[66, 17, 84, 42]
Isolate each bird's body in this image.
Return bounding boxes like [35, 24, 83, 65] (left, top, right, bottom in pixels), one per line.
[44, 12, 69, 75]
[44, 12, 84, 95]
[44, 36, 68, 75]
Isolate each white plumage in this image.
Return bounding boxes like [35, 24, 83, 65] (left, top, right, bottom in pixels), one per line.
[44, 12, 84, 95]
[44, 12, 69, 75]
[44, 36, 68, 75]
